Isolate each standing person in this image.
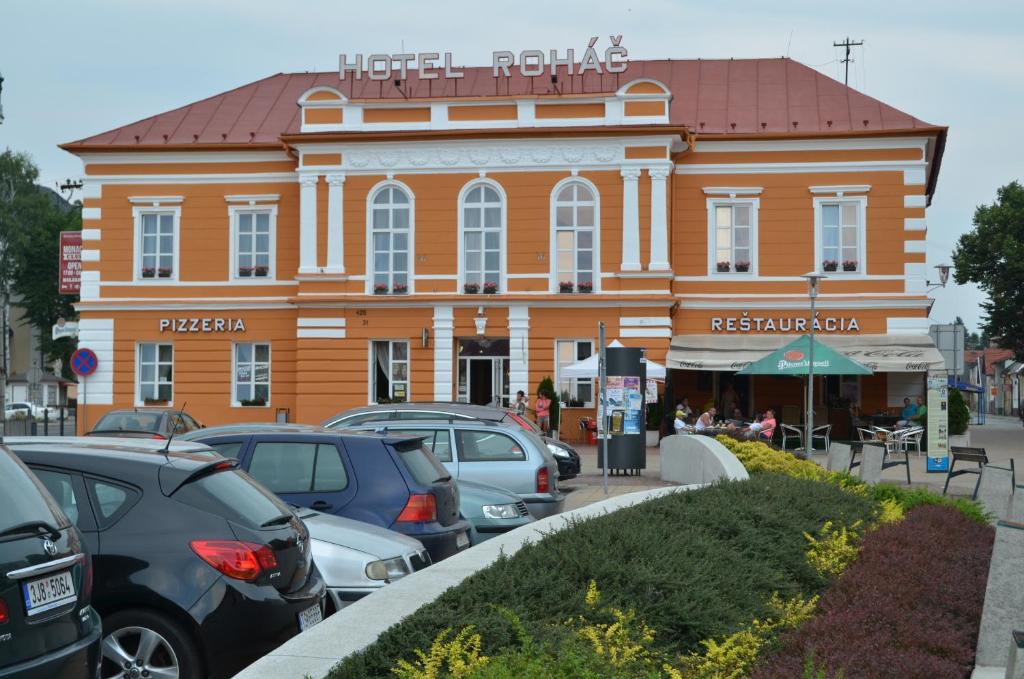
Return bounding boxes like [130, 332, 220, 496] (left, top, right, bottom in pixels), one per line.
[719, 381, 739, 417]
[514, 390, 529, 416]
[535, 391, 552, 436]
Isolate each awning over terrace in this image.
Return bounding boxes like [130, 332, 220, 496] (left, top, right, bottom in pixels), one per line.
[666, 334, 946, 373]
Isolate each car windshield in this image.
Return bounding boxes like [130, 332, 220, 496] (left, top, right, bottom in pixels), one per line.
[393, 441, 451, 485]
[171, 467, 293, 529]
[0, 447, 70, 534]
[95, 411, 164, 432]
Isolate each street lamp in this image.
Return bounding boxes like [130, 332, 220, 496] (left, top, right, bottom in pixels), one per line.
[801, 271, 827, 455]
[926, 263, 952, 290]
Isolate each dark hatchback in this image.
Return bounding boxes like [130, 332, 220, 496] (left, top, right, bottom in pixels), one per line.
[179, 426, 472, 562]
[87, 408, 203, 439]
[5, 437, 326, 679]
[0, 444, 101, 679]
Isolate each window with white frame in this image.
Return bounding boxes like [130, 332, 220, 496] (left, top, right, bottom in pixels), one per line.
[711, 202, 754, 274]
[137, 211, 177, 279]
[819, 200, 863, 273]
[370, 186, 411, 294]
[371, 340, 409, 403]
[233, 209, 273, 279]
[462, 183, 503, 292]
[234, 342, 270, 405]
[138, 343, 173, 403]
[554, 182, 597, 291]
[555, 340, 594, 407]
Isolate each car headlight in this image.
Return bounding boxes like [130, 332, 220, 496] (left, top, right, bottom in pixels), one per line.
[482, 504, 520, 519]
[546, 443, 570, 459]
[365, 556, 411, 581]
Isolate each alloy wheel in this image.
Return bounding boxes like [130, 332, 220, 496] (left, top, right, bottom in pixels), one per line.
[101, 625, 179, 679]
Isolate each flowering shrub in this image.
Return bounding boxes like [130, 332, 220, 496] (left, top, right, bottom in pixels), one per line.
[803, 520, 863, 578]
[753, 506, 994, 679]
[393, 626, 489, 679]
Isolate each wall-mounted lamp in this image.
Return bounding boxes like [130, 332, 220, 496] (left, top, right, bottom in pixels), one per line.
[421, 328, 430, 349]
[927, 263, 952, 290]
[474, 306, 487, 336]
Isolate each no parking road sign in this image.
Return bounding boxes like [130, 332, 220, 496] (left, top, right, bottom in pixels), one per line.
[70, 348, 98, 378]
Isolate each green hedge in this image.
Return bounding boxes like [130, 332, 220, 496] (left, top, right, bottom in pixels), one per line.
[330, 475, 877, 678]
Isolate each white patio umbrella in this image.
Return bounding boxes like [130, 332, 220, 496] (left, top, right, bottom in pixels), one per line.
[560, 340, 667, 379]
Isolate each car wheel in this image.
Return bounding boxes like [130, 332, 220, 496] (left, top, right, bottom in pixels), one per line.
[100, 608, 202, 679]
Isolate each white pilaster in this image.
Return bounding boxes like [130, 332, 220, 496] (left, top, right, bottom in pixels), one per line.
[620, 167, 641, 271]
[299, 173, 319, 274]
[77, 318, 114, 405]
[433, 306, 455, 401]
[326, 173, 346, 273]
[648, 166, 671, 270]
[508, 306, 530, 397]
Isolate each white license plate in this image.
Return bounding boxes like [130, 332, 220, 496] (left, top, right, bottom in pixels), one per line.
[22, 569, 76, 616]
[456, 531, 470, 549]
[298, 603, 323, 631]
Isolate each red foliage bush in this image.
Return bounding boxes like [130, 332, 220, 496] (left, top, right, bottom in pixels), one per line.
[753, 505, 994, 679]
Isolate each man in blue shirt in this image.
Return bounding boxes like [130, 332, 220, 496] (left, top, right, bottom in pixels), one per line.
[897, 397, 917, 426]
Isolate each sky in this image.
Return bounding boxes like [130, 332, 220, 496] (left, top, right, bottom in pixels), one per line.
[1, 0, 1021, 333]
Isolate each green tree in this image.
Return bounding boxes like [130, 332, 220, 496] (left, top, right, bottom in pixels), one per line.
[948, 388, 970, 435]
[536, 375, 560, 433]
[0, 149, 80, 377]
[952, 181, 1024, 357]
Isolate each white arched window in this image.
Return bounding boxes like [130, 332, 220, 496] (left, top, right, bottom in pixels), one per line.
[369, 184, 411, 293]
[460, 182, 504, 292]
[553, 180, 597, 291]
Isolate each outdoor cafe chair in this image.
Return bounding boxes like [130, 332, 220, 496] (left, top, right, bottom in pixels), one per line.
[903, 427, 924, 457]
[780, 424, 804, 452]
[811, 424, 832, 452]
[856, 427, 876, 442]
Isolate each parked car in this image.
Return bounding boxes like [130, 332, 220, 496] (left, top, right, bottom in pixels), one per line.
[178, 426, 472, 562]
[0, 443, 101, 679]
[323, 403, 582, 480]
[457, 479, 534, 545]
[87, 407, 203, 439]
[5, 437, 326, 679]
[4, 401, 51, 420]
[294, 506, 432, 614]
[348, 419, 566, 519]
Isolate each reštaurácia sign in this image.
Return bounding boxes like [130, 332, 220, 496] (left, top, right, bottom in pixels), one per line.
[339, 36, 628, 81]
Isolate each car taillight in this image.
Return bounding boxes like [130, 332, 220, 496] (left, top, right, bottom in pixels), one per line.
[536, 467, 550, 493]
[396, 494, 437, 523]
[190, 540, 278, 581]
[0, 599, 8, 624]
[151, 434, 166, 440]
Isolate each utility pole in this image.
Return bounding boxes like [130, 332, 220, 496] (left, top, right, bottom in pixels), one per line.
[833, 37, 864, 85]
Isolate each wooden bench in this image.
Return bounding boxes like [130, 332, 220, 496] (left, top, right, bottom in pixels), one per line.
[943, 446, 988, 499]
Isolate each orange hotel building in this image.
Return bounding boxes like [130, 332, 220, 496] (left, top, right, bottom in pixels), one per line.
[62, 56, 948, 441]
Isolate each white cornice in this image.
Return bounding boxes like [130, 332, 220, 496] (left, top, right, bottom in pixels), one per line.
[127, 195, 184, 205]
[695, 137, 930, 153]
[89, 173, 297, 185]
[225, 194, 280, 204]
[79, 151, 292, 164]
[676, 161, 925, 176]
[702, 186, 764, 196]
[809, 185, 871, 196]
[678, 299, 932, 310]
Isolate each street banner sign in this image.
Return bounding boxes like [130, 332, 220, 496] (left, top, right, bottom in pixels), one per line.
[59, 231, 82, 294]
[70, 348, 98, 378]
[52, 317, 79, 340]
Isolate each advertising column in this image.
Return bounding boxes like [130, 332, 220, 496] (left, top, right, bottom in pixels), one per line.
[926, 372, 950, 472]
[598, 346, 646, 473]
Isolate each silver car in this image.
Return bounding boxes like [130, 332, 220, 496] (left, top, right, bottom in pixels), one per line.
[296, 506, 431, 614]
[352, 419, 566, 519]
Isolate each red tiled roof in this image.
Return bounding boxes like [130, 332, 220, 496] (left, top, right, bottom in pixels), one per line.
[61, 58, 942, 150]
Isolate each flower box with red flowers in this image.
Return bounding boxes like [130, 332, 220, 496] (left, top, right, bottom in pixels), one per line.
[842, 260, 858, 272]
[558, 281, 574, 293]
[141, 267, 156, 278]
[463, 282, 480, 294]
[483, 282, 499, 294]
[158, 267, 172, 278]
[392, 283, 408, 294]
[716, 261, 731, 273]
[823, 260, 839, 272]
[577, 281, 593, 293]
[734, 261, 751, 272]
[373, 283, 389, 295]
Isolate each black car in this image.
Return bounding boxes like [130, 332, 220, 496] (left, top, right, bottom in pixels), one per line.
[322, 403, 582, 480]
[0, 443, 101, 679]
[6, 437, 326, 679]
[87, 408, 203, 439]
[178, 426, 472, 562]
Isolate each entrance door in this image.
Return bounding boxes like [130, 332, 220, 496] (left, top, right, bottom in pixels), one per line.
[456, 338, 510, 406]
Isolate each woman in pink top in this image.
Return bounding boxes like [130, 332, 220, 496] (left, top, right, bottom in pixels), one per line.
[535, 392, 552, 436]
[759, 409, 777, 441]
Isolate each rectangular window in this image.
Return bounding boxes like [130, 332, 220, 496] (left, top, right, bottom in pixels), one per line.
[371, 340, 409, 403]
[234, 342, 270, 405]
[709, 201, 756, 274]
[137, 211, 177, 280]
[138, 343, 173, 403]
[233, 209, 274, 279]
[555, 339, 594, 407]
[819, 199, 863, 273]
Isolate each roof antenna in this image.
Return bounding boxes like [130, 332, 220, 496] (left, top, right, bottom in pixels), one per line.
[161, 401, 188, 454]
[785, 29, 794, 57]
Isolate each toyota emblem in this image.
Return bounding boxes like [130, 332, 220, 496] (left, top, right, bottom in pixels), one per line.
[42, 539, 58, 556]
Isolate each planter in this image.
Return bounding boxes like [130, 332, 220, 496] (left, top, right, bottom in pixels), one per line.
[158, 269, 172, 278]
[143, 399, 169, 406]
[254, 266, 269, 277]
[373, 286, 389, 295]
[843, 261, 858, 272]
[646, 429, 660, 447]
[238, 267, 253, 277]
[483, 283, 499, 294]
[392, 286, 408, 295]
[559, 283, 574, 294]
[823, 261, 838, 272]
[734, 262, 750, 272]
[577, 283, 593, 294]
[716, 262, 731, 273]
[141, 269, 156, 278]
[240, 399, 267, 407]
[463, 284, 480, 294]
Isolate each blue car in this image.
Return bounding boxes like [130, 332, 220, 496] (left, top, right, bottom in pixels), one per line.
[180, 425, 471, 562]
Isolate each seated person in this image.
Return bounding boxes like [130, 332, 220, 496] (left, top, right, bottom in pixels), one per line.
[727, 406, 746, 427]
[695, 407, 716, 432]
[909, 396, 927, 427]
[673, 409, 692, 435]
[758, 409, 777, 441]
[896, 397, 916, 427]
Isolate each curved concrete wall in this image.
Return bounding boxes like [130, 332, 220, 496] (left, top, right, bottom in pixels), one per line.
[234, 484, 710, 679]
[659, 434, 750, 485]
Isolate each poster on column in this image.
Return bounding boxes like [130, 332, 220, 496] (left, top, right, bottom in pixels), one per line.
[926, 374, 950, 472]
[623, 376, 642, 435]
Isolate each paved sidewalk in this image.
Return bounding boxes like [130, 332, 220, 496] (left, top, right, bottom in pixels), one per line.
[558, 416, 1022, 511]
